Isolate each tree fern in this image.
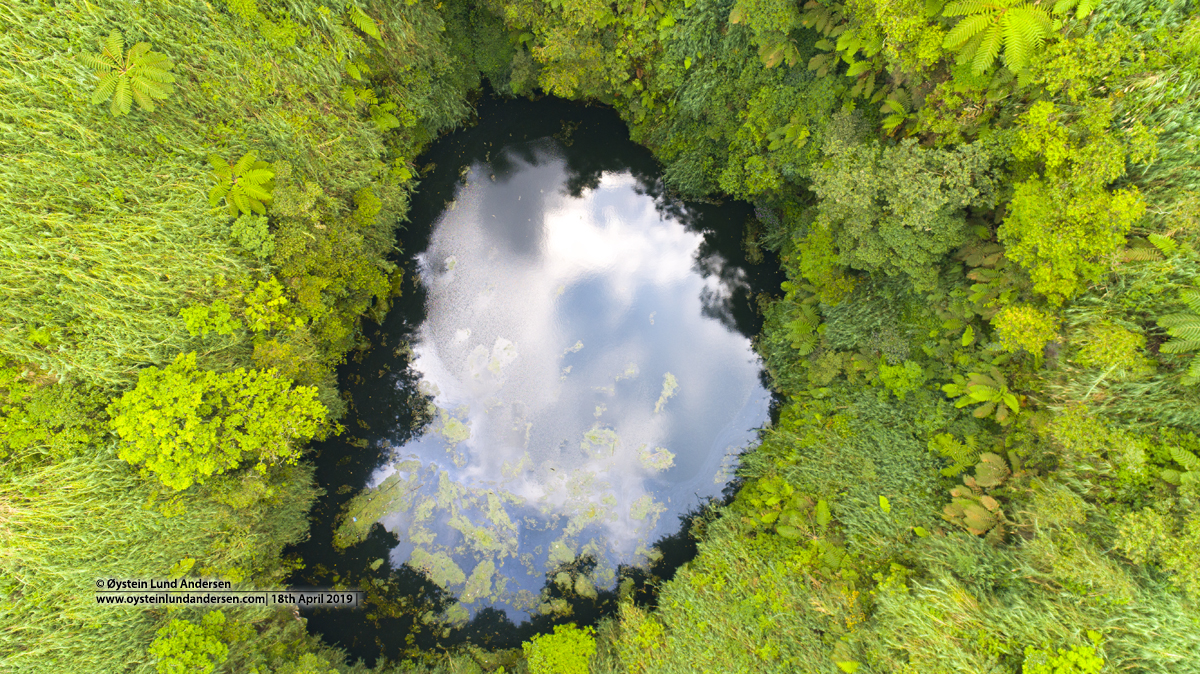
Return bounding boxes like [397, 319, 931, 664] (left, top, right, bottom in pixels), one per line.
[942, 0, 1055, 74]
[79, 31, 175, 116]
[786, 303, 820, 355]
[208, 152, 275, 217]
[942, 366, 1022, 424]
[1159, 290, 1200, 385]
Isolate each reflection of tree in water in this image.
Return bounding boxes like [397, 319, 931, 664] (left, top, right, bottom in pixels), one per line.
[290, 92, 777, 666]
[399, 92, 781, 341]
[299, 500, 712, 666]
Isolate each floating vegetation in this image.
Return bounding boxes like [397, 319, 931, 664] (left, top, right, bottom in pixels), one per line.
[654, 372, 679, 413]
[573, 575, 597, 600]
[438, 409, 471, 445]
[334, 464, 422, 548]
[502, 452, 532, 478]
[410, 548, 467, 588]
[320, 137, 772, 626]
[615, 363, 640, 382]
[581, 426, 619, 456]
[461, 560, 495, 603]
[548, 539, 576, 566]
[639, 445, 675, 472]
[630, 494, 666, 522]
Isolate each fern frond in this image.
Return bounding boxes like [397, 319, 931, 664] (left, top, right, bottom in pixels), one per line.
[78, 52, 111, 72]
[348, 5, 381, 39]
[1000, 14, 1030, 71]
[209, 155, 232, 180]
[1170, 446, 1200, 473]
[944, 0, 989, 16]
[127, 42, 150, 61]
[103, 31, 124, 63]
[241, 183, 273, 202]
[973, 23, 1003, 73]
[1182, 290, 1200, 314]
[1121, 247, 1162, 262]
[209, 184, 229, 207]
[1166, 324, 1200, 341]
[233, 152, 258, 177]
[944, 14, 992, 48]
[1152, 311, 1200, 328]
[1148, 233, 1179, 255]
[131, 86, 155, 113]
[91, 73, 119, 104]
[1052, 0, 1099, 17]
[1186, 355, 1200, 384]
[241, 168, 274, 186]
[1161, 337, 1200, 354]
[111, 76, 131, 116]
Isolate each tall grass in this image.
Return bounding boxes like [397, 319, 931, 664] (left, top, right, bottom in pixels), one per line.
[0, 0, 394, 384]
[0, 440, 320, 672]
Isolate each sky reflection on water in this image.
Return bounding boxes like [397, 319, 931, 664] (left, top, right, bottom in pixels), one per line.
[337, 141, 771, 617]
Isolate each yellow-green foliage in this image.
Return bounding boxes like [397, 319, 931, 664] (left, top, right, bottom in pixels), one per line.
[1117, 507, 1200, 600]
[208, 151, 275, 217]
[1022, 638, 1105, 674]
[522, 623, 597, 674]
[79, 31, 176, 116]
[148, 611, 232, 674]
[942, 367, 1022, 425]
[1158, 289, 1200, 385]
[609, 512, 866, 672]
[878, 359, 926, 400]
[941, 0, 1055, 75]
[1000, 101, 1149, 303]
[108, 353, 326, 490]
[0, 366, 105, 466]
[993, 305, 1059, 355]
[809, 113, 997, 290]
[1072, 321, 1148, 372]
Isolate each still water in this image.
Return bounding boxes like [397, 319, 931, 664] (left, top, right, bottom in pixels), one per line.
[289, 96, 780, 661]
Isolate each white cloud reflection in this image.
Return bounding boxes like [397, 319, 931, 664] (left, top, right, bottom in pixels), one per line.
[344, 147, 770, 617]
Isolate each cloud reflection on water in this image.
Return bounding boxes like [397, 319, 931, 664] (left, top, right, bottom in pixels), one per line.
[341, 144, 770, 617]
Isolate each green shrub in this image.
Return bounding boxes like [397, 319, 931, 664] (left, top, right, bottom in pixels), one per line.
[994, 305, 1059, 355]
[148, 611, 231, 674]
[523, 624, 596, 674]
[108, 352, 325, 490]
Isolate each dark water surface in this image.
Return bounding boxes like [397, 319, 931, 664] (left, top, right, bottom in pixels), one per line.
[287, 95, 781, 663]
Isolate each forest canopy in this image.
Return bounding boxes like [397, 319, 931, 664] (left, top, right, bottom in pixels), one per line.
[2, 0, 1199, 672]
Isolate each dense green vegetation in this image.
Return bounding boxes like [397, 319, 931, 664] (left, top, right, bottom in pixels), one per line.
[3, 0, 1199, 672]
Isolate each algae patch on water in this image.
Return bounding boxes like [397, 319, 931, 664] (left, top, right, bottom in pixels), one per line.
[334, 462, 422, 548]
[638, 445, 675, 472]
[654, 372, 679, 413]
[581, 426, 619, 456]
[410, 548, 467, 588]
[438, 409, 471, 445]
